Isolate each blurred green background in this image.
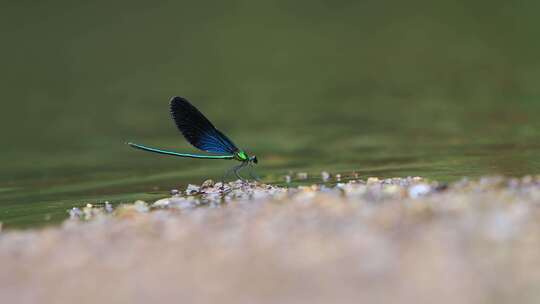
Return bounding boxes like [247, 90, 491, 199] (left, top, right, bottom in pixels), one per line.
[1, 0, 540, 228]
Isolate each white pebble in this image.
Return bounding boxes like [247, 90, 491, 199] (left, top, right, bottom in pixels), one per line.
[296, 172, 308, 180]
[321, 171, 330, 181]
[367, 177, 380, 184]
[185, 184, 200, 195]
[153, 198, 171, 208]
[408, 184, 431, 198]
[69, 207, 83, 219]
[105, 202, 113, 213]
[133, 200, 149, 212]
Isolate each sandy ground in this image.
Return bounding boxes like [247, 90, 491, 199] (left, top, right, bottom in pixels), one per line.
[1, 176, 540, 304]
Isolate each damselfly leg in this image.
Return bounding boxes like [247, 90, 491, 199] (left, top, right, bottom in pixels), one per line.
[247, 164, 260, 181]
[233, 162, 248, 182]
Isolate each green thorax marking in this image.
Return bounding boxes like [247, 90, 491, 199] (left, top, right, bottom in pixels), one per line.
[235, 151, 249, 161]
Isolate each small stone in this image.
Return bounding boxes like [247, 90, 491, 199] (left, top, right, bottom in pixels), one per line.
[201, 179, 215, 188]
[321, 171, 330, 181]
[522, 175, 533, 184]
[133, 200, 149, 213]
[105, 202, 113, 213]
[153, 198, 170, 208]
[367, 177, 380, 184]
[185, 184, 200, 195]
[69, 207, 83, 219]
[508, 178, 520, 188]
[168, 197, 198, 209]
[170, 189, 180, 195]
[82, 205, 95, 220]
[336, 174, 342, 182]
[296, 172, 308, 180]
[214, 182, 231, 192]
[433, 183, 448, 192]
[383, 184, 401, 195]
[408, 183, 431, 199]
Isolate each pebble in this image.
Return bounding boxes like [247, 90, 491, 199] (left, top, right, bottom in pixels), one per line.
[185, 184, 200, 195]
[168, 197, 199, 210]
[408, 183, 431, 199]
[11, 174, 540, 304]
[67, 175, 540, 223]
[201, 179, 215, 188]
[321, 171, 330, 181]
[153, 198, 171, 208]
[68, 207, 83, 219]
[105, 202, 113, 213]
[367, 177, 380, 184]
[133, 201, 149, 213]
[296, 172, 308, 180]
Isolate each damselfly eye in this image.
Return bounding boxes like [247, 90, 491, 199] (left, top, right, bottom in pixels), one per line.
[252, 156, 258, 164]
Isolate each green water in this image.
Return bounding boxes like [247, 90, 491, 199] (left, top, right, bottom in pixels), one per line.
[2, 0, 540, 228]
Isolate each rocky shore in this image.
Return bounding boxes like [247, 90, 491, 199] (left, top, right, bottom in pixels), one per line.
[1, 176, 540, 303]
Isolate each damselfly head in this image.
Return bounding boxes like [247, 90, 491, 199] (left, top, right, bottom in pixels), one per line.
[250, 156, 258, 164]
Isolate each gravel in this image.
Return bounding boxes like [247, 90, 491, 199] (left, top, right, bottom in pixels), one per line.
[1, 175, 540, 304]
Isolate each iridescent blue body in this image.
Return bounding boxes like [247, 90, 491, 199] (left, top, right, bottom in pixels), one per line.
[128, 97, 258, 180]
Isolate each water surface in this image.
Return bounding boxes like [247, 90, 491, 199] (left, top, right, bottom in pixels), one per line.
[1, 0, 540, 228]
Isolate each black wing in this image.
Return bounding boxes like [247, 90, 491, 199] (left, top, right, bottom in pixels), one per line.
[169, 96, 238, 154]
